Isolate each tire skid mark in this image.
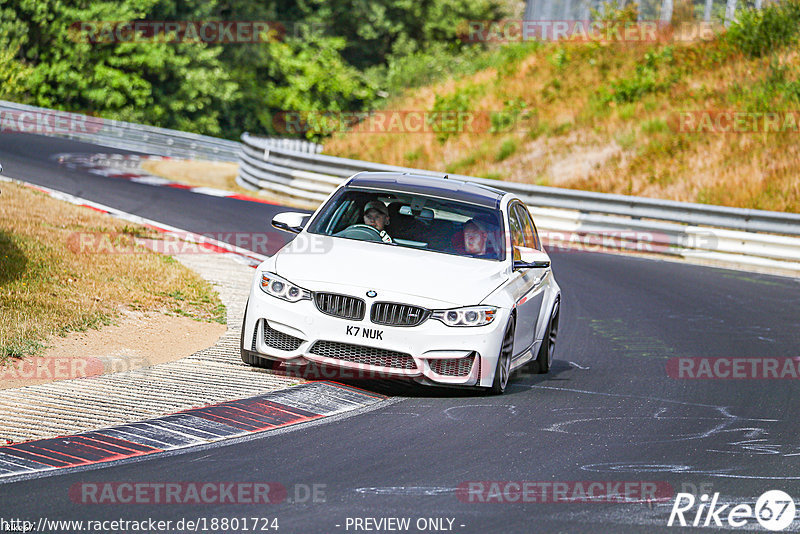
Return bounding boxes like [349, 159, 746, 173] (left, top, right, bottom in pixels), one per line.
[53, 152, 278, 205]
[531, 385, 799, 480]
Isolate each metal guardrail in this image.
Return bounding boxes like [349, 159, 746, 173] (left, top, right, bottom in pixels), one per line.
[243, 134, 323, 156]
[0, 100, 239, 161]
[0, 100, 321, 162]
[525, 0, 760, 26]
[239, 132, 800, 236]
[238, 131, 800, 272]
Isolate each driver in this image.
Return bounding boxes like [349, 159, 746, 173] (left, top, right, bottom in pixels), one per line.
[363, 200, 393, 243]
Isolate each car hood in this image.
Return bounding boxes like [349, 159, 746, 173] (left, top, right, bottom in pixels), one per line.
[274, 235, 508, 307]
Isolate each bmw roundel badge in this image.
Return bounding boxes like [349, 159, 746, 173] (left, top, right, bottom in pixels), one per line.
[366, 290, 377, 298]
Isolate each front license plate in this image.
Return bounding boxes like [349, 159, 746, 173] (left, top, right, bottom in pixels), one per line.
[346, 325, 384, 341]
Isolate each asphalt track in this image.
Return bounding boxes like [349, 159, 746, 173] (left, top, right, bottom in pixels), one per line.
[2, 132, 800, 533]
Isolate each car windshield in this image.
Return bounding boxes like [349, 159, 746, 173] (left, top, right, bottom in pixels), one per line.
[306, 188, 506, 261]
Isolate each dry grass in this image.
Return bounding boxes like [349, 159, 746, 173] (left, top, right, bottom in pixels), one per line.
[0, 182, 225, 363]
[140, 159, 240, 190]
[324, 34, 800, 213]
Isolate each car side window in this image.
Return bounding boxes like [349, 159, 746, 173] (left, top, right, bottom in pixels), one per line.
[514, 203, 541, 250]
[508, 204, 525, 260]
[326, 201, 352, 233]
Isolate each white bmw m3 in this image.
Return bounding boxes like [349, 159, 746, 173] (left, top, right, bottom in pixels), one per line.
[241, 172, 561, 394]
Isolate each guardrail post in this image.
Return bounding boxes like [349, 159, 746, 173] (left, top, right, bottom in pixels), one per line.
[524, 0, 536, 20]
[561, 0, 573, 19]
[660, 0, 674, 22]
[724, 0, 737, 26]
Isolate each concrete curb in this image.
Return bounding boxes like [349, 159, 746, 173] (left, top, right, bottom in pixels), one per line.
[0, 177, 309, 446]
[0, 382, 385, 482]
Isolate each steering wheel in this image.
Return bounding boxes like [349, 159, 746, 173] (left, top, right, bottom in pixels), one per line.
[334, 224, 383, 242]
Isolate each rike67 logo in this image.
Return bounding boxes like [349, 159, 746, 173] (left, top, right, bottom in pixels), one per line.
[668, 490, 796, 531]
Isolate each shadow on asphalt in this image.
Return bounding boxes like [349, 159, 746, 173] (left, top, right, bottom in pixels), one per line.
[268, 359, 574, 399]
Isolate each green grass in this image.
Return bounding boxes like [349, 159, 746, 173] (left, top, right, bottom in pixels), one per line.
[404, 147, 423, 163]
[641, 118, 668, 134]
[445, 154, 477, 174]
[495, 138, 518, 161]
[324, 0, 800, 214]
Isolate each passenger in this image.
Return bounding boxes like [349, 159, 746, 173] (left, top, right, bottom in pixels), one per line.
[363, 200, 393, 243]
[463, 219, 488, 255]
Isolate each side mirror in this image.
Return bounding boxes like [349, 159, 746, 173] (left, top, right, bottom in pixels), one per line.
[272, 212, 308, 234]
[513, 247, 551, 270]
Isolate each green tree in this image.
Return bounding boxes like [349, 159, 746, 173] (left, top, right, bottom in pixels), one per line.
[1, 0, 237, 136]
[0, 0, 509, 139]
[301, 0, 509, 70]
[260, 32, 378, 139]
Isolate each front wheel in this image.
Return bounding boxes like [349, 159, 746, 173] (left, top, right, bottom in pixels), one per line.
[489, 317, 515, 395]
[533, 300, 559, 374]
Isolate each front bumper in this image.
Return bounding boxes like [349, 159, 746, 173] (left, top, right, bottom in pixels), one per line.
[243, 290, 509, 388]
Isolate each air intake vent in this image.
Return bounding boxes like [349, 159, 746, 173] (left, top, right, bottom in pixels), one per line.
[309, 341, 416, 370]
[428, 353, 476, 376]
[263, 322, 304, 351]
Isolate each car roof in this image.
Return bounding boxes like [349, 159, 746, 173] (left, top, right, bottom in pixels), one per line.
[345, 172, 507, 209]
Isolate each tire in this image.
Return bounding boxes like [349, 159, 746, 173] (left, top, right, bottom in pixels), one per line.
[533, 300, 559, 374]
[240, 303, 282, 370]
[489, 317, 515, 395]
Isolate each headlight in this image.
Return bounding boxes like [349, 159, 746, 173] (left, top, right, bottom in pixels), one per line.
[259, 272, 311, 302]
[432, 306, 497, 327]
